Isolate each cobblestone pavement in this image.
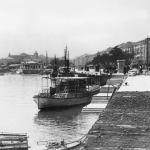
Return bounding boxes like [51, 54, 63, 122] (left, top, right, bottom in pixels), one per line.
[80, 91, 150, 150]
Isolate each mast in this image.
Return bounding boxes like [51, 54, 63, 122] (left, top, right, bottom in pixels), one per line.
[146, 37, 149, 71]
[64, 45, 67, 67]
[67, 50, 69, 68]
[52, 55, 58, 77]
[64, 45, 70, 74]
[54, 54, 57, 66]
[46, 51, 48, 66]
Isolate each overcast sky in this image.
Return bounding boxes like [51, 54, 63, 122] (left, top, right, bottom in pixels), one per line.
[0, 0, 150, 58]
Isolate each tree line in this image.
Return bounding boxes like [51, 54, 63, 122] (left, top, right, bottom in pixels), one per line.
[88, 46, 134, 72]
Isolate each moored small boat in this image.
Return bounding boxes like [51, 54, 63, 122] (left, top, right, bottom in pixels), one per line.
[37, 135, 86, 150]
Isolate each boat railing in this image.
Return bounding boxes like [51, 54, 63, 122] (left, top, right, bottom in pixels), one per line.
[56, 85, 88, 93]
[39, 85, 93, 98]
[54, 92, 90, 98]
[41, 88, 50, 94]
[39, 88, 51, 97]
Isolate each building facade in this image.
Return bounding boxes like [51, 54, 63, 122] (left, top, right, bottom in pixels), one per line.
[133, 38, 150, 65]
[118, 38, 150, 66]
[118, 42, 134, 54]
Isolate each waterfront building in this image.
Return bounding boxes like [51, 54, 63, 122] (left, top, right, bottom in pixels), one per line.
[133, 38, 150, 65]
[4, 51, 49, 64]
[118, 38, 150, 66]
[8, 52, 31, 63]
[118, 42, 134, 54]
[0, 56, 18, 66]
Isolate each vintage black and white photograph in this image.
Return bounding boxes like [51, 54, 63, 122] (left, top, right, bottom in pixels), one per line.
[0, 0, 150, 149]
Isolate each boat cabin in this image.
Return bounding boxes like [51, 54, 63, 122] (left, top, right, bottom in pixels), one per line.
[21, 61, 43, 70]
[54, 77, 88, 93]
[39, 76, 91, 97]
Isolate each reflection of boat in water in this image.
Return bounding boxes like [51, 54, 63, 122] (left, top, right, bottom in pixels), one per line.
[35, 107, 86, 150]
[34, 106, 86, 150]
[34, 107, 90, 150]
[33, 76, 100, 110]
[34, 106, 83, 125]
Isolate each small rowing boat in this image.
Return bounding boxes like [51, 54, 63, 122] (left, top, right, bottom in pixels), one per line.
[38, 135, 86, 150]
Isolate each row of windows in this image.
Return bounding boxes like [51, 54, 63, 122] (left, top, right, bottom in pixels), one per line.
[123, 44, 149, 55]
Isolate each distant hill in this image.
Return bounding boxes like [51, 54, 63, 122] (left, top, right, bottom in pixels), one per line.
[73, 53, 96, 66]
[73, 47, 115, 67]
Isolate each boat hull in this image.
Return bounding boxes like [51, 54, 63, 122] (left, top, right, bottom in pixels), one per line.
[34, 96, 92, 110]
[22, 69, 42, 74]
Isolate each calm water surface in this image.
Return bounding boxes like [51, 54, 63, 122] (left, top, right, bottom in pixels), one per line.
[0, 74, 101, 149]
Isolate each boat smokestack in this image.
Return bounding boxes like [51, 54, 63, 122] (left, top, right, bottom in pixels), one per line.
[64, 45, 68, 67]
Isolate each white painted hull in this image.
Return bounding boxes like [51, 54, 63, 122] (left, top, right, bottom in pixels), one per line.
[34, 96, 92, 109]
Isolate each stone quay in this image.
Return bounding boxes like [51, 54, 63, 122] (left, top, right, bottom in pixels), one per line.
[79, 75, 150, 150]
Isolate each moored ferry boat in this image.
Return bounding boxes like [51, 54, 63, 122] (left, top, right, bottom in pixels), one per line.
[21, 61, 44, 74]
[33, 76, 100, 109]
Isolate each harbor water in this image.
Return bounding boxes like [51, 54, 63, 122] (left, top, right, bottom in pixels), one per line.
[0, 74, 102, 149]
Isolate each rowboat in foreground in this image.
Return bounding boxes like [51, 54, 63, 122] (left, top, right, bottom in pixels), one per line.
[0, 132, 29, 150]
[38, 135, 86, 150]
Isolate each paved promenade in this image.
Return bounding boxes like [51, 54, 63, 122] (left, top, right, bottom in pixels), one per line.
[80, 75, 150, 150]
[82, 73, 125, 112]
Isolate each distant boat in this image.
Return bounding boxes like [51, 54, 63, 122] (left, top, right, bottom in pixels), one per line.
[21, 61, 44, 74]
[33, 76, 100, 110]
[41, 140, 81, 150]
